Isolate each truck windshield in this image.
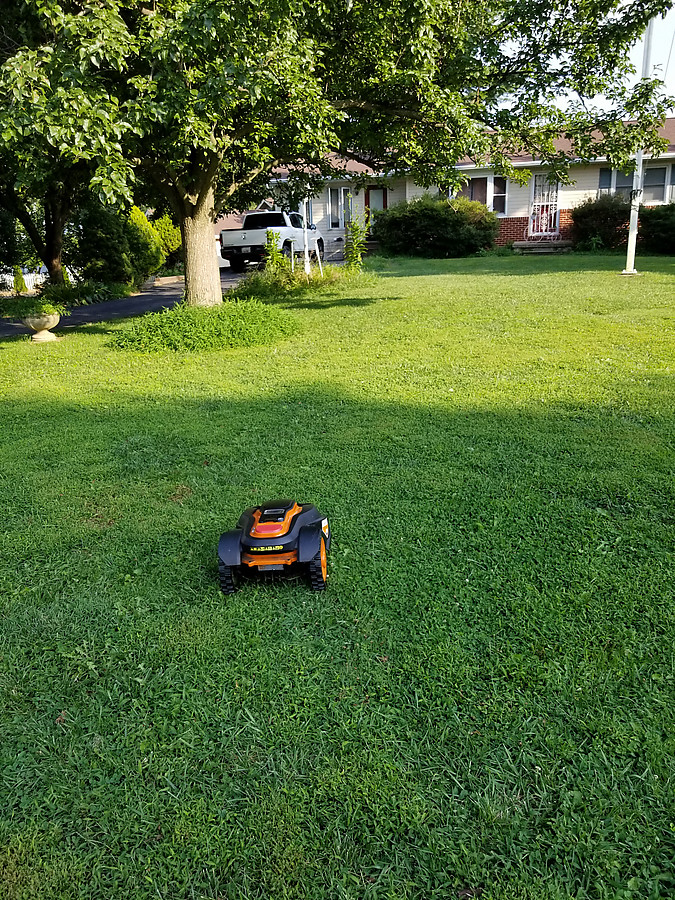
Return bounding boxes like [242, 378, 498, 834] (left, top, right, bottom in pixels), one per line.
[242, 213, 286, 229]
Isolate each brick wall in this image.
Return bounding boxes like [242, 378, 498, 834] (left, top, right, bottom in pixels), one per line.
[558, 208, 573, 240]
[496, 216, 529, 245]
[496, 210, 574, 245]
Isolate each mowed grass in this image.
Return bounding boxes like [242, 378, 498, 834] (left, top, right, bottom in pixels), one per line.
[0, 253, 674, 900]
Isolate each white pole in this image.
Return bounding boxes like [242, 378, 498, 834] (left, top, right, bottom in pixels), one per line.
[622, 17, 655, 275]
[302, 198, 311, 275]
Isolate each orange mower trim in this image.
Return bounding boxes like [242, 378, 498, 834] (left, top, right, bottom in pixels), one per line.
[249, 503, 302, 538]
[241, 551, 298, 568]
[320, 537, 327, 581]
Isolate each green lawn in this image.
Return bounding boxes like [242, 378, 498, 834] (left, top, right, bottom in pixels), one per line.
[1, 253, 674, 900]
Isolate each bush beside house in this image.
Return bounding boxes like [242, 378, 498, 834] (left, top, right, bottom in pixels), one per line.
[372, 195, 498, 257]
[639, 203, 675, 255]
[571, 194, 631, 250]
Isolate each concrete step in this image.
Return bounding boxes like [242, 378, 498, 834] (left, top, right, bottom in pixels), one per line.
[513, 239, 573, 255]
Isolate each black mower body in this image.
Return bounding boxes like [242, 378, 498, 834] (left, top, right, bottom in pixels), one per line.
[218, 499, 330, 593]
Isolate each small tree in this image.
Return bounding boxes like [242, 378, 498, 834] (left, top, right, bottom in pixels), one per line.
[344, 207, 369, 271]
[13, 266, 27, 294]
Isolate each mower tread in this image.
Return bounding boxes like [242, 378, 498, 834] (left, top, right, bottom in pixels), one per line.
[219, 562, 237, 595]
[308, 537, 328, 591]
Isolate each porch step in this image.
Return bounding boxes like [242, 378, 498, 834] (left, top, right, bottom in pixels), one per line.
[513, 240, 573, 255]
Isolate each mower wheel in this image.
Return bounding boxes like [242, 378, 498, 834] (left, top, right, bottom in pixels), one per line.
[219, 562, 238, 595]
[308, 535, 328, 591]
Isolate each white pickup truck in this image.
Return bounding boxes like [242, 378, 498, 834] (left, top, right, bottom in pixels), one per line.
[220, 211, 324, 273]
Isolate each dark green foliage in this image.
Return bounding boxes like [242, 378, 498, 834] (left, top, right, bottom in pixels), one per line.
[638, 203, 675, 255]
[125, 206, 165, 288]
[0, 210, 18, 273]
[39, 279, 131, 308]
[571, 193, 630, 249]
[71, 200, 135, 284]
[372, 195, 498, 257]
[110, 299, 295, 352]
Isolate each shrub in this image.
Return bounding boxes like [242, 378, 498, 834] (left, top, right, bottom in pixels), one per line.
[571, 193, 630, 250]
[39, 279, 131, 308]
[13, 266, 28, 294]
[71, 200, 135, 284]
[152, 214, 182, 267]
[371, 195, 498, 257]
[125, 206, 165, 288]
[638, 203, 675, 255]
[229, 263, 365, 302]
[110, 299, 296, 352]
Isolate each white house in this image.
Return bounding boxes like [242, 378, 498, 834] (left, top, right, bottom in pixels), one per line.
[215, 117, 675, 259]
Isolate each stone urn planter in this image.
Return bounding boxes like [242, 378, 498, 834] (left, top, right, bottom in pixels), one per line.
[22, 311, 61, 342]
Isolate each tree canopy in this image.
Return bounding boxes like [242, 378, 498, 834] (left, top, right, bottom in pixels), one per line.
[1, 0, 671, 302]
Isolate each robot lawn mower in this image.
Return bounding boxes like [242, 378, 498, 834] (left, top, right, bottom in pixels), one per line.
[218, 500, 330, 594]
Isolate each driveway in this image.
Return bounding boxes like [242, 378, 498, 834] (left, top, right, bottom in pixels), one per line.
[0, 270, 244, 340]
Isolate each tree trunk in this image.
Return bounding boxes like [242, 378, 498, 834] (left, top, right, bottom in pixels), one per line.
[180, 193, 222, 307]
[44, 223, 65, 284]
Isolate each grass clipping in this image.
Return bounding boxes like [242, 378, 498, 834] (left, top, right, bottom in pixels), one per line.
[110, 299, 295, 352]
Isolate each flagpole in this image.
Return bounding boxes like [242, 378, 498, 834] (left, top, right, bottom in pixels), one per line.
[622, 17, 655, 275]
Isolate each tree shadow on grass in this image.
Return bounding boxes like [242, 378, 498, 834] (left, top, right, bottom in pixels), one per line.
[274, 295, 382, 310]
[1, 385, 674, 898]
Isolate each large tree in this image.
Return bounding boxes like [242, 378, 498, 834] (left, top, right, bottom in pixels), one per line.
[1, 0, 671, 304]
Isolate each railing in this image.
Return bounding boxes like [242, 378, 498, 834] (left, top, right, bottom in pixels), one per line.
[0, 272, 49, 292]
[0, 271, 77, 292]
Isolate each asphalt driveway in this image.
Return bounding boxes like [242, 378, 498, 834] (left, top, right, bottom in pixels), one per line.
[0, 270, 243, 340]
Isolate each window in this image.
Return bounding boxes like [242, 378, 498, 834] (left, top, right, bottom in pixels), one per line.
[614, 170, 633, 200]
[493, 177, 507, 214]
[643, 167, 667, 203]
[458, 177, 487, 204]
[598, 168, 612, 193]
[456, 175, 507, 214]
[597, 165, 672, 204]
[329, 188, 341, 228]
[289, 213, 304, 229]
[242, 212, 286, 229]
[328, 186, 355, 228]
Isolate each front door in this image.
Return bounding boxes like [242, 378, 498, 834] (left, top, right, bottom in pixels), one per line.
[529, 174, 559, 237]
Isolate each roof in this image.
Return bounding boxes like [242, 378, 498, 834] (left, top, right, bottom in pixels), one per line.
[455, 117, 675, 168]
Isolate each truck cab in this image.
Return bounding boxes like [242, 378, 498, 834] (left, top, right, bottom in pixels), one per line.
[219, 211, 324, 273]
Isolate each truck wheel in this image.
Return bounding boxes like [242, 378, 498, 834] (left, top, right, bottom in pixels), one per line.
[229, 258, 246, 273]
[308, 536, 328, 591]
[219, 562, 238, 595]
[314, 239, 324, 262]
[282, 242, 292, 259]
